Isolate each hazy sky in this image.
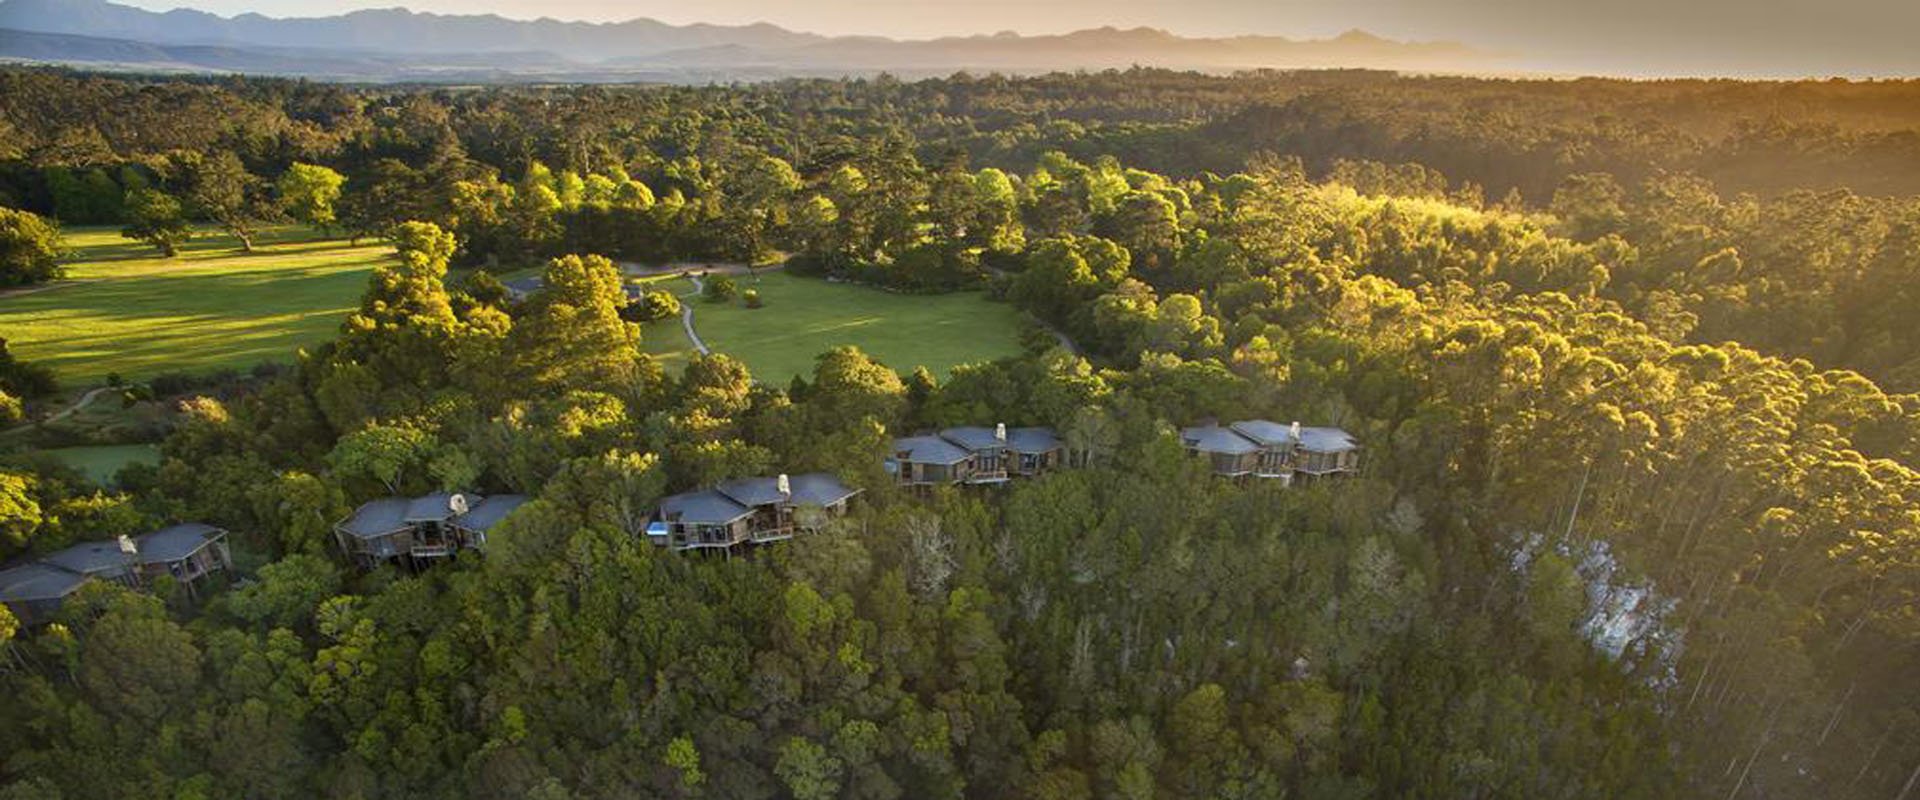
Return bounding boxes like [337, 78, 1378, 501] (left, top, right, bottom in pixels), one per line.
[111, 0, 1920, 76]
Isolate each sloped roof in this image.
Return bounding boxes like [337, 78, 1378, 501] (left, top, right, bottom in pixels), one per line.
[1007, 427, 1062, 454]
[715, 476, 787, 508]
[0, 563, 90, 603]
[339, 498, 413, 539]
[892, 435, 970, 465]
[1181, 425, 1259, 455]
[454, 495, 528, 532]
[405, 492, 472, 523]
[940, 426, 1007, 452]
[660, 489, 753, 525]
[504, 277, 544, 296]
[40, 539, 135, 577]
[788, 472, 859, 507]
[1297, 426, 1359, 453]
[136, 523, 223, 564]
[1229, 419, 1296, 447]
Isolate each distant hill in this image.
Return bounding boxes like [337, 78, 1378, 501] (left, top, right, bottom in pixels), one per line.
[0, 0, 1501, 81]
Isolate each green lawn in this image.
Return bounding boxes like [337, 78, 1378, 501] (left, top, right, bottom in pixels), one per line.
[0, 225, 389, 383]
[36, 443, 160, 485]
[644, 271, 1029, 383]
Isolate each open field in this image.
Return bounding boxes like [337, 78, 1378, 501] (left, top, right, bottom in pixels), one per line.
[643, 272, 1028, 382]
[34, 443, 160, 486]
[0, 225, 388, 383]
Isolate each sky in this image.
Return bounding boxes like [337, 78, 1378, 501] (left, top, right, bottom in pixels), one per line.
[108, 0, 1920, 77]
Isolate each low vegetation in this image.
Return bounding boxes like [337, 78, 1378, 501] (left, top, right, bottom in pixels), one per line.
[649, 272, 1027, 381]
[0, 225, 386, 383]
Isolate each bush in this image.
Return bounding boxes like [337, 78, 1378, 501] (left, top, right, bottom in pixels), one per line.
[703, 274, 738, 302]
[627, 289, 682, 322]
[743, 288, 763, 309]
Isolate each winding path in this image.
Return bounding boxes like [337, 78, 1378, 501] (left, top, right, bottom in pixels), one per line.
[980, 265, 1083, 357]
[41, 385, 122, 425]
[680, 275, 712, 355]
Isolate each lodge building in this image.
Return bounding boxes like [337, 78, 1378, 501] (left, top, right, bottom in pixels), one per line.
[334, 491, 529, 569]
[1181, 419, 1360, 483]
[887, 423, 1065, 487]
[650, 472, 861, 552]
[0, 523, 233, 626]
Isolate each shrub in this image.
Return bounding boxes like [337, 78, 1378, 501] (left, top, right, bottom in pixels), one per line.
[703, 274, 738, 302]
[743, 288, 763, 309]
[628, 289, 682, 322]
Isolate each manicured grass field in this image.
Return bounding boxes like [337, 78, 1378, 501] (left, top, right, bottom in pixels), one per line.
[0, 225, 389, 383]
[36, 443, 160, 486]
[644, 271, 1029, 382]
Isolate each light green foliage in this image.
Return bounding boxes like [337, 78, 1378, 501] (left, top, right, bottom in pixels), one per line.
[326, 422, 437, 494]
[0, 206, 62, 286]
[276, 163, 346, 232]
[512, 253, 641, 392]
[0, 471, 41, 557]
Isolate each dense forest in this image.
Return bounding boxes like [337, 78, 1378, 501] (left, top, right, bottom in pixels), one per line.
[0, 67, 1916, 799]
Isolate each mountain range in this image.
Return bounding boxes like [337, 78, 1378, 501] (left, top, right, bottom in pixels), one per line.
[0, 0, 1501, 81]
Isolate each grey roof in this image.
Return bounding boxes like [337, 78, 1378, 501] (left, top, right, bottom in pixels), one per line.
[1230, 419, 1296, 447]
[1297, 426, 1359, 453]
[454, 495, 528, 532]
[340, 498, 414, 539]
[40, 539, 136, 577]
[788, 472, 860, 507]
[715, 476, 787, 508]
[660, 489, 753, 525]
[405, 492, 472, 523]
[136, 523, 223, 565]
[940, 426, 1007, 452]
[0, 563, 91, 603]
[1006, 427, 1062, 454]
[892, 435, 971, 465]
[1181, 426, 1259, 455]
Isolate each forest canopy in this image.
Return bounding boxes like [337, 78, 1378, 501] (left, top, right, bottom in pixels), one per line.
[0, 67, 1915, 800]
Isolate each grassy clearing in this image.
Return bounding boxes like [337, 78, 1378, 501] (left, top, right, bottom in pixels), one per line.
[36, 443, 160, 485]
[0, 225, 389, 383]
[644, 271, 1028, 383]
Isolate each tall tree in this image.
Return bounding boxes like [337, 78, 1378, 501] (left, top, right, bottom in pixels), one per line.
[276, 162, 347, 235]
[120, 187, 190, 256]
[0, 206, 62, 287]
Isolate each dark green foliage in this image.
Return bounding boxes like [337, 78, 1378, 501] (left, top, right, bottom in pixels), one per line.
[119, 187, 190, 257]
[0, 67, 1916, 800]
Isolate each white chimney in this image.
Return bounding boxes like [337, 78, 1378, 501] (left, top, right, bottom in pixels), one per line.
[1290, 420, 1302, 441]
[994, 423, 1007, 443]
[777, 473, 791, 500]
[117, 535, 138, 556]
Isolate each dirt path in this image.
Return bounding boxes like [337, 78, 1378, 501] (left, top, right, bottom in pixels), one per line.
[620, 261, 785, 279]
[981, 265, 1082, 357]
[680, 275, 712, 356]
[41, 385, 121, 425]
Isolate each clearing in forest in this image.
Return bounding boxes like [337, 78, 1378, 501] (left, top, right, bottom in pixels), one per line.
[0, 226, 387, 383]
[644, 271, 1027, 382]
